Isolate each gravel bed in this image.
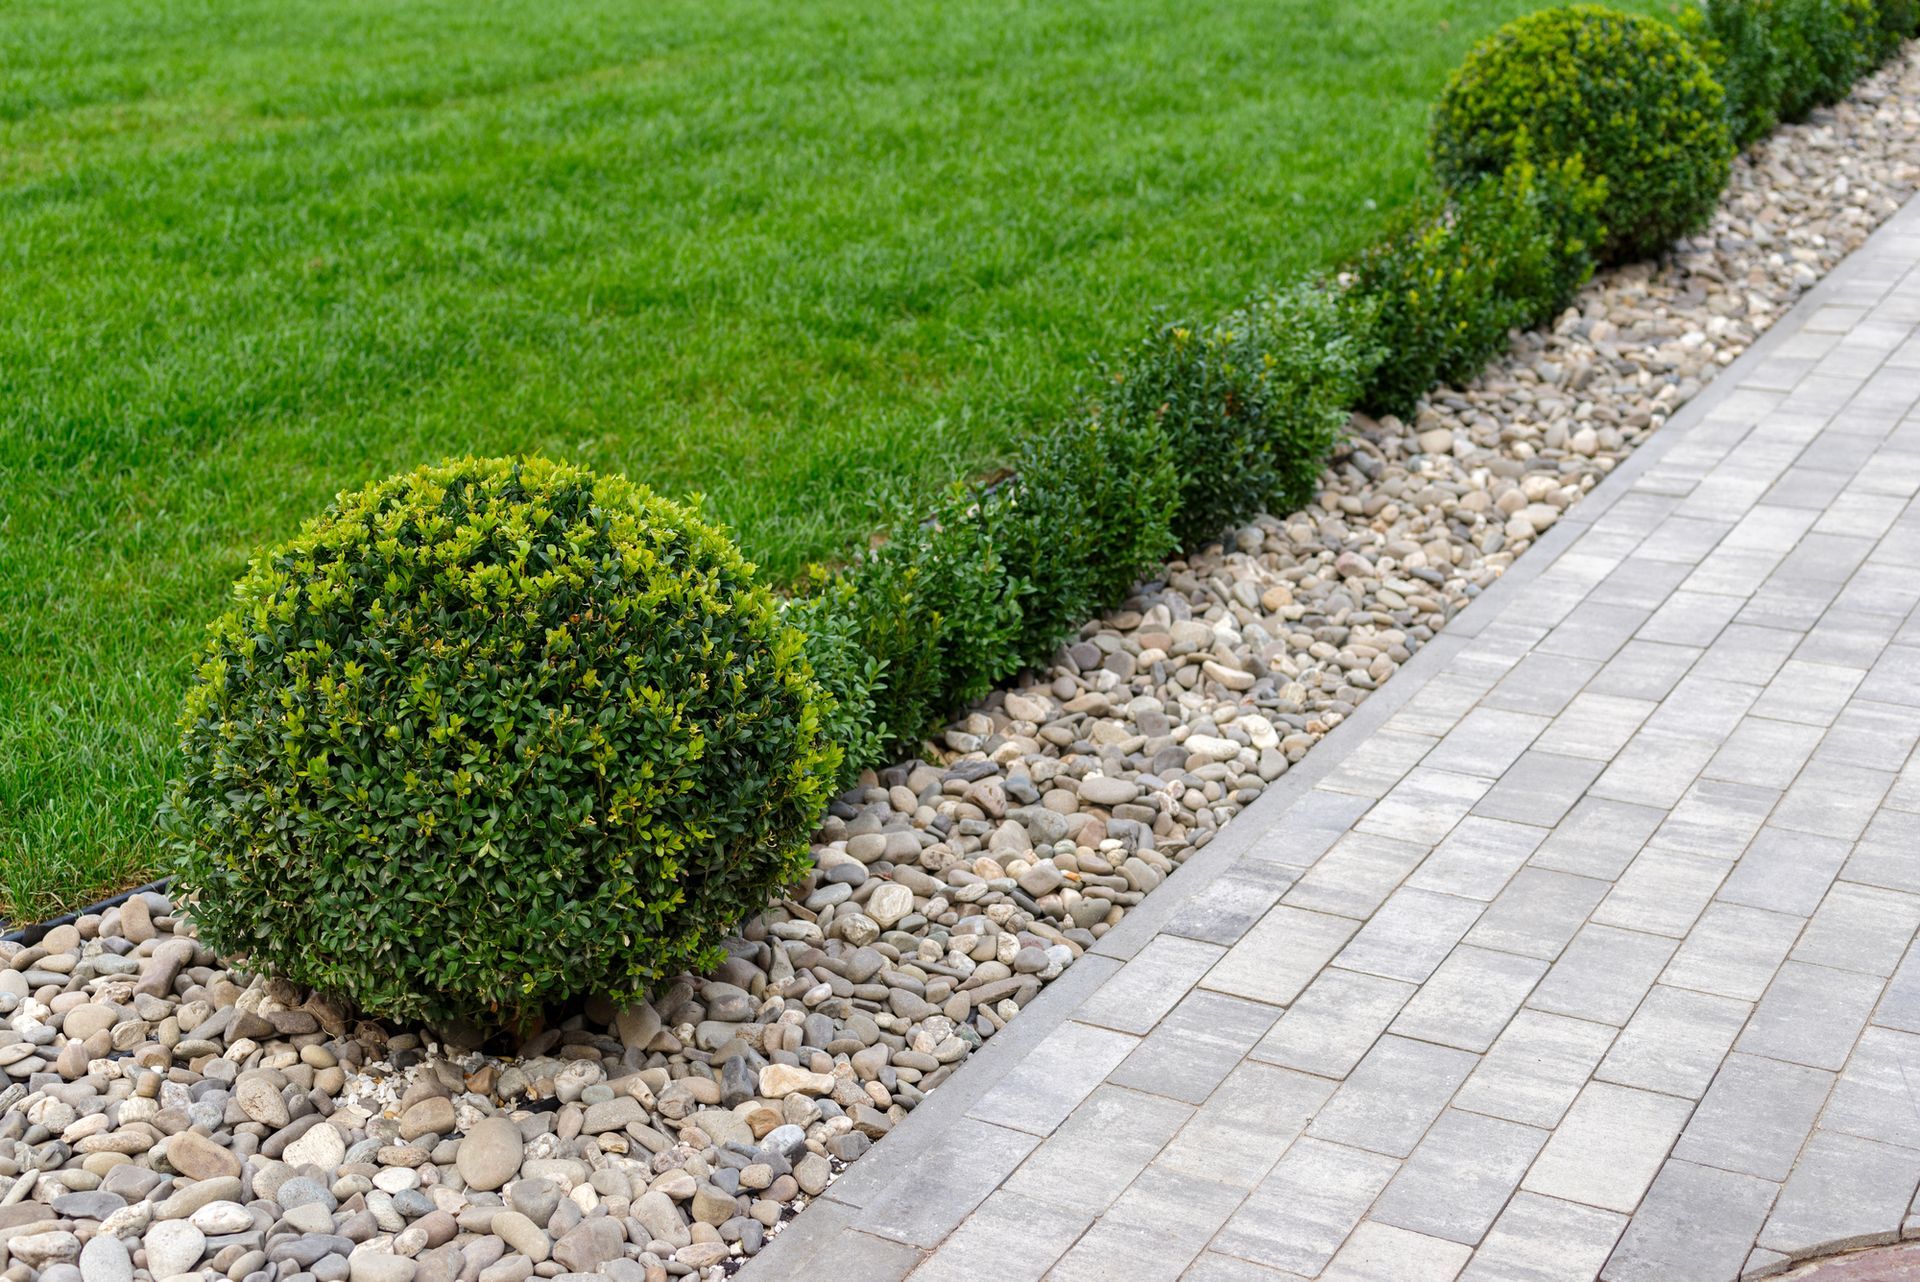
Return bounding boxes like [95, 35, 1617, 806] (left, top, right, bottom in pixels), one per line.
[2, 49, 1918, 1282]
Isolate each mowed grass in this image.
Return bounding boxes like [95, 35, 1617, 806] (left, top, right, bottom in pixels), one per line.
[0, 0, 1669, 919]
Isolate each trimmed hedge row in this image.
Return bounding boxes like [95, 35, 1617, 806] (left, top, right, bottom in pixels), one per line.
[799, 0, 1917, 786]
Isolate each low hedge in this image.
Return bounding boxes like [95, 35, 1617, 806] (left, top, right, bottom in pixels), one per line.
[1684, 0, 1905, 145]
[1351, 157, 1607, 420]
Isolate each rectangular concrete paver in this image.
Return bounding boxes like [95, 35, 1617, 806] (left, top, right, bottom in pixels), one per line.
[764, 192, 1920, 1282]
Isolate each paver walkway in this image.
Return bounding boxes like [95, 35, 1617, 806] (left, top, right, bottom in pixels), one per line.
[745, 198, 1920, 1282]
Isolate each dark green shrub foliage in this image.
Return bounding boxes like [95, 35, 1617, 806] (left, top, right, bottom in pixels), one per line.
[990, 411, 1180, 671]
[1101, 284, 1374, 549]
[1679, 0, 1789, 146]
[1431, 5, 1732, 264]
[163, 457, 836, 1025]
[811, 484, 1024, 769]
[1770, 0, 1878, 117]
[1349, 158, 1607, 420]
[1682, 0, 1887, 149]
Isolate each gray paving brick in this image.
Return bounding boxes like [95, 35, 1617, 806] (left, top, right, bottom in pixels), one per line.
[1690, 621, 1803, 685]
[1540, 601, 1654, 662]
[1321, 729, 1444, 799]
[1661, 902, 1805, 1000]
[1790, 882, 1920, 976]
[906, 1188, 1092, 1282]
[1589, 730, 1718, 809]
[1161, 858, 1297, 946]
[1641, 674, 1763, 744]
[1877, 938, 1920, 1034]
[1458, 1193, 1626, 1282]
[1843, 808, 1920, 895]
[1201, 905, 1358, 1007]
[1243, 788, 1375, 868]
[1249, 967, 1414, 1080]
[1179, 1252, 1304, 1282]
[1820, 1026, 1920, 1150]
[1372, 1109, 1549, 1246]
[1750, 659, 1868, 724]
[1321, 1222, 1473, 1282]
[1770, 759, 1895, 839]
[1335, 888, 1485, 984]
[1521, 1082, 1694, 1214]
[1482, 653, 1605, 717]
[1816, 698, 1920, 771]
[1076, 935, 1225, 1036]
[1308, 1035, 1479, 1159]
[1108, 990, 1282, 1105]
[1637, 515, 1736, 565]
[1592, 848, 1729, 938]
[1389, 946, 1547, 1053]
[1406, 817, 1546, 902]
[1715, 826, 1851, 917]
[1701, 717, 1824, 789]
[1467, 867, 1611, 960]
[789, 1228, 922, 1282]
[1154, 1062, 1334, 1189]
[855, 1117, 1041, 1247]
[1638, 591, 1745, 647]
[1046, 1163, 1244, 1282]
[1585, 640, 1703, 701]
[1737, 960, 1885, 1071]
[1756, 1130, 1920, 1258]
[1211, 1137, 1400, 1276]
[1673, 1051, 1834, 1182]
[1592, 557, 1694, 611]
[1647, 778, 1780, 859]
[1418, 711, 1553, 780]
[1455, 1010, 1617, 1130]
[1596, 984, 1752, 1099]
[1527, 925, 1678, 1026]
[1473, 752, 1606, 828]
[1356, 768, 1495, 846]
[1282, 831, 1430, 920]
[1529, 798, 1665, 880]
[1532, 692, 1658, 760]
[968, 1020, 1139, 1136]
[1002, 1085, 1193, 1217]
[1857, 642, 1920, 706]
[1684, 545, 1785, 597]
[1795, 606, 1902, 669]
[1600, 1160, 1777, 1282]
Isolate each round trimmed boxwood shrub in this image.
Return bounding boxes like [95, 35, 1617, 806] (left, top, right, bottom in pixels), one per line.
[162, 457, 837, 1025]
[1430, 5, 1733, 265]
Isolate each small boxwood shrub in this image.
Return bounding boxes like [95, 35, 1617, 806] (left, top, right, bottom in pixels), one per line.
[1100, 283, 1374, 549]
[1349, 158, 1606, 420]
[809, 483, 1024, 768]
[1769, 0, 1879, 118]
[1679, 0, 1790, 145]
[990, 409, 1180, 670]
[163, 457, 836, 1025]
[1431, 5, 1732, 264]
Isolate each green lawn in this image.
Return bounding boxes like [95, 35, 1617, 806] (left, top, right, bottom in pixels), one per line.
[0, 0, 1668, 920]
